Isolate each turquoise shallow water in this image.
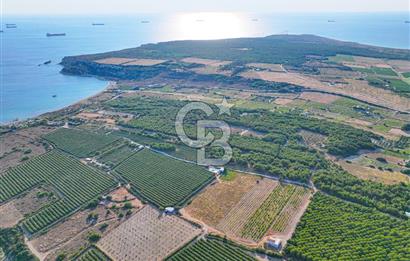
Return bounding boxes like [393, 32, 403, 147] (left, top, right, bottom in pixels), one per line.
[1, 12, 409, 123]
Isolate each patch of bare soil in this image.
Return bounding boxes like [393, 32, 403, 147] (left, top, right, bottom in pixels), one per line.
[274, 98, 294, 105]
[0, 187, 52, 228]
[299, 92, 340, 104]
[389, 128, 410, 137]
[75, 112, 116, 125]
[181, 57, 231, 67]
[240, 70, 410, 113]
[32, 206, 117, 254]
[184, 172, 260, 227]
[108, 187, 136, 202]
[338, 160, 410, 185]
[94, 58, 136, 65]
[0, 126, 53, 173]
[246, 63, 284, 72]
[0, 202, 23, 228]
[122, 59, 167, 66]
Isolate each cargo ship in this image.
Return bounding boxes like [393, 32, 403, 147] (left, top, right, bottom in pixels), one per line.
[141, 21, 150, 23]
[92, 23, 105, 26]
[46, 33, 66, 37]
[6, 24, 17, 28]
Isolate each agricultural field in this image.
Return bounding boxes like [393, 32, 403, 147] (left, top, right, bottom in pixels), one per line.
[114, 148, 214, 208]
[0, 150, 116, 234]
[285, 193, 410, 260]
[166, 238, 256, 261]
[76, 247, 111, 261]
[216, 179, 277, 239]
[97, 143, 137, 167]
[184, 172, 261, 227]
[97, 205, 201, 261]
[241, 184, 309, 242]
[43, 128, 119, 158]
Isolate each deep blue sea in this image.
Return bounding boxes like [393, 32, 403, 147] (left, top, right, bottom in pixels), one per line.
[1, 12, 409, 123]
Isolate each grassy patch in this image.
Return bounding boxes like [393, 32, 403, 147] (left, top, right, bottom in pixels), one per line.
[220, 170, 237, 181]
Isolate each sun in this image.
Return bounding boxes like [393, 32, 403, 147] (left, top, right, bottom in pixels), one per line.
[174, 12, 247, 40]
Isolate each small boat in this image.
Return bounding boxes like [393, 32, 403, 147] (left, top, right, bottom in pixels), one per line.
[405, 21, 410, 24]
[328, 20, 336, 23]
[196, 19, 205, 22]
[46, 33, 66, 37]
[0, 30, 3, 33]
[252, 18, 258, 22]
[92, 23, 105, 26]
[44, 60, 52, 65]
[141, 21, 150, 24]
[52, 94, 57, 98]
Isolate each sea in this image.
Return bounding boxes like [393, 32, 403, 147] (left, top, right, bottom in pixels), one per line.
[1, 12, 409, 123]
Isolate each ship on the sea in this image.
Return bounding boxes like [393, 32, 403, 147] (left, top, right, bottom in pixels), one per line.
[328, 20, 336, 23]
[46, 33, 66, 37]
[92, 23, 105, 26]
[141, 20, 150, 23]
[6, 24, 17, 28]
[405, 21, 410, 24]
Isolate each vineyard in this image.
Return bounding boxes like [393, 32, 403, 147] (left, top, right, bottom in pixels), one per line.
[285, 193, 410, 260]
[216, 179, 277, 238]
[98, 206, 201, 261]
[76, 247, 111, 261]
[166, 238, 256, 261]
[270, 186, 310, 233]
[43, 128, 119, 157]
[114, 149, 214, 207]
[0, 150, 116, 234]
[241, 184, 309, 241]
[97, 143, 137, 167]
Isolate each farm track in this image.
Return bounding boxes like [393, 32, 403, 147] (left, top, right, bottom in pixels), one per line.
[216, 179, 277, 238]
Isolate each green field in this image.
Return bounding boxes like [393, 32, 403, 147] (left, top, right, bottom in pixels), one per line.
[241, 184, 297, 241]
[0, 150, 116, 234]
[371, 67, 398, 76]
[402, 72, 410, 78]
[114, 149, 214, 207]
[98, 144, 137, 167]
[285, 193, 410, 260]
[166, 239, 256, 261]
[76, 247, 111, 261]
[43, 128, 119, 157]
[328, 54, 355, 63]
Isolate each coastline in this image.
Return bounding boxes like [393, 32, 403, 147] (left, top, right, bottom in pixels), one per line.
[0, 81, 116, 127]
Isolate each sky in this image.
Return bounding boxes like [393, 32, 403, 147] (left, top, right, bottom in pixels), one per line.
[2, 0, 410, 15]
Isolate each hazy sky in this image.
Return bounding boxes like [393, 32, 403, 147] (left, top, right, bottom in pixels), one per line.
[3, 0, 410, 15]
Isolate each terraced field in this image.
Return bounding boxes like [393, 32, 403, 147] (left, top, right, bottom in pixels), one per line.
[98, 206, 201, 261]
[216, 179, 277, 238]
[43, 128, 119, 157]
[76, 247, 111, 261]
[0, 150, 116, 234]
[114, 149, 214, 208]
[166, 239, 256, 261]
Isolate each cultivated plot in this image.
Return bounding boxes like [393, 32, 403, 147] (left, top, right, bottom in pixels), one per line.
[98, 205, 201, 261]
[216, 179, 277, 239]
[166, 238, 256, 261]
[43, 128, 119, 158]
[114, 149, 214, 208]
[0, 150, 116, 234]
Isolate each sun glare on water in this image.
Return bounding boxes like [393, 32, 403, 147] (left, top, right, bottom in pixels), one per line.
[174, 12, 249, 40]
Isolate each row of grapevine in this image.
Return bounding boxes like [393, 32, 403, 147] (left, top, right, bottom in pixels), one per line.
[166, 239, 256, 261]
[270, 186, 310, 232]
[114, 149, 213, 207]
[285, 193, 410, 260]
[241, 184, 296, 241]
[216, 179, 277, 237]
[43, 128, 119, 157]
[0, 150, 116, 234]
[76, 247, 111, 261]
